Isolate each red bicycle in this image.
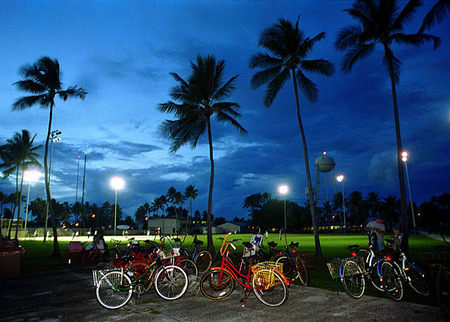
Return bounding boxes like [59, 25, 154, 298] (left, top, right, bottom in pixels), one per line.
[199, 233, 289, 307]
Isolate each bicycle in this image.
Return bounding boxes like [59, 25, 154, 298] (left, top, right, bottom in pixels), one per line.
[199, 233, 289, 307]
[275, 241, 309, 286]
[67, 240, 110, 270]
[176, 234, 213, 274]
[161, 235, 198, 278]
[93, 246, 188, 309]
[339, 244, 384, 299]
[377, 246, 429, 301]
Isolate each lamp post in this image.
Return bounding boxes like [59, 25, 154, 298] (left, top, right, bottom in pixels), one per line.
[278, 184, 289, 241]
[110, 176, 125, 236]
[44, 130, 61, 243]
[402, 152, 416, 235]
[23, 170, 40, 236]
[336, 175, 346, 233]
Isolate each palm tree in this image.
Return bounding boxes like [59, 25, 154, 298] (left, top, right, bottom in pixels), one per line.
[12, 57, 87, 256]
[419, 0, 449, 33]
[335, 0, 440, 236]
[158, 55, 247, 248]
[0, 130, 42, 238]
[249, 16, 334, 258]
[185, 185, 199, 233]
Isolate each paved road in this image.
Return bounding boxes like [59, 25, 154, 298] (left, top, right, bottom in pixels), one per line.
[0, 269, 446, 322]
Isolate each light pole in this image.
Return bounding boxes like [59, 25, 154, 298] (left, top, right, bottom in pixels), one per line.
[278, 184, 289, 241]
[44, 130, 61, 243]
[336, 175, 346, 233]
[23, 170, 40, 236]
[110, 176, 125, 236]
[402, 152, 416, 235]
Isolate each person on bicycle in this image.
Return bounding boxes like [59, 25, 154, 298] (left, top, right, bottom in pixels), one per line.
[86, 229, 106, 259]
[365, 216, 385, 251]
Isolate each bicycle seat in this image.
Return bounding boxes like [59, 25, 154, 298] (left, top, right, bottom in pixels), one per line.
[289, 242, 299, 248]
[347, 245, 360, 252]
[193, 240, 203, 246]
[268, 241, 277, 247]
[243, 242, 253, 248]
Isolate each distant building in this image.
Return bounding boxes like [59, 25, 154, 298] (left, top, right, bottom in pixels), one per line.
[217, 221, 249, 234]
[147, 218, 189, 235]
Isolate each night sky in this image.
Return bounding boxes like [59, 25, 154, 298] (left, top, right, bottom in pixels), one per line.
[1, 1, 449, 222]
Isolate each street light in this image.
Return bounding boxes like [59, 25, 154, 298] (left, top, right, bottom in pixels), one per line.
[23, 169, 41, 236]
[278, 184, 289, 241]
[110, 176, 125, 236]
[44, 130, 61, 243]
[402, 151, 416, 235]
[336, 175, 346, 233]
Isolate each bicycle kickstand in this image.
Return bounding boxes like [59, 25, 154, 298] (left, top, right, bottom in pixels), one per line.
[240, 289, 251, 307]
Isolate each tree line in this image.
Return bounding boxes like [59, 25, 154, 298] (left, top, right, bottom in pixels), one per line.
[2, 0, 448, 258]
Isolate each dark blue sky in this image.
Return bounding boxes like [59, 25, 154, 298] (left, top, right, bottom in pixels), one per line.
[1, 1, 449, 221]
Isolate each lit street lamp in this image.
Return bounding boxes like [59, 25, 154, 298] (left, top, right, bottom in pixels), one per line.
[44, 130, 61, 243]
[110, 176, 125, 236]
[278, 184, 289, 240]
[402, 151, 416, 235]
[336, 175, 346, 233]
[23, 169, 41, 236]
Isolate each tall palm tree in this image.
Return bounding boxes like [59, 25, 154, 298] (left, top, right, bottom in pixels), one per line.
[249, 16, 334, 258]
[419, 0, 449, 33]
[335, 0, 440, 236]
[12, 57, 87, 256]
[158, 55, 247, 248]
[185, 185, 198, 233]
[0, 130, 42, 238]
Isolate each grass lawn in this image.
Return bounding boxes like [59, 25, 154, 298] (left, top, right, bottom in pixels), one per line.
[12, 232, 445, 307]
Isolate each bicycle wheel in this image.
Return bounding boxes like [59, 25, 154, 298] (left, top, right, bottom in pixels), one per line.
[380, 261, 403, 301]
[195, 250, 212, 274]
[295, 255, 309, 286]
[276, 256, 296, 282]
[180, 258, 198, 277]
[368, 259, 383, 292]
[200, 268, 235, 300]
[405, 262, 429, 296]
[252, 268, 289, 307]
[436, 268, 450, 319]
[95, 271, 133, 309]
[154, 264, 188, 300]
[341, 260, 365, 299]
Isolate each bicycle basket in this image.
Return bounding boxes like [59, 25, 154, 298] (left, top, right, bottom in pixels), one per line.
[327, 258, 343, 279]
[92, 268, 123, 287]
[252, 262, 283, 289]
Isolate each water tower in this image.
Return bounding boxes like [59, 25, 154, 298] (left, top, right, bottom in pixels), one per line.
[314, 151, 337, 205]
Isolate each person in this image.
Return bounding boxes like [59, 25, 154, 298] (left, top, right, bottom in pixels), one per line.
[86, 231, 106, 259]
[365, 216, 385, 251]
[387, 228, 403, 250]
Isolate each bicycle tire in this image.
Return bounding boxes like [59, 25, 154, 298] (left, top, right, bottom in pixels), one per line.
[341, 260, 365, 299]
[295, 255, 309, 286]
[195, 250, 213, 274]
[405, 262, 429, 296]
[180, 258, 198, 277]
[154, 264, 188, 300]
[380, 261, 403, 301]
[276, 256, 296, 282]
[436, 268, 450, 319]
[368, 259, 383, 291]
[252, 268, 289, 307]
[200, 268, 235, 300]
[95, 271, 133, 309]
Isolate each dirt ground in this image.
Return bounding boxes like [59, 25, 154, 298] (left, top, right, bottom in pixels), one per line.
[0, 268, 447, 322]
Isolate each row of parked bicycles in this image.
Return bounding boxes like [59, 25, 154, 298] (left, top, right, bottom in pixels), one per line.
[74, 232, 310, 310]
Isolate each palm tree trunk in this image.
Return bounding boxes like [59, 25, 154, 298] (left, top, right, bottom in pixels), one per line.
[206, 117, 214, 249]
[44, 103, 60, 256]
[291, 69, 322, 258]
[8, 168, 20, 239]
[14, 173, 25, 239]
[385, 48, 409, 252]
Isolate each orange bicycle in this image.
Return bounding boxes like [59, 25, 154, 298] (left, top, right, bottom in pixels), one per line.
[200, 233, 289, 307]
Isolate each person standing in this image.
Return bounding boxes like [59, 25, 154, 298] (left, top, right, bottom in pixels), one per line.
[366, 216, 386, 251]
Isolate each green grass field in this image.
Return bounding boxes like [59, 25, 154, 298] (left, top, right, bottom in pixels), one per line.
[13, 232, 445, 307]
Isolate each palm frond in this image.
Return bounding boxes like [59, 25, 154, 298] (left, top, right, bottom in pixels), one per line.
[341, 43, 376, 72]
[419, 0, 449, 33]
[296, 71, 318, 103]
[301, 32, 327, 57]
[392, 0, 423, 31]
[58, 86, 87, 101]
[263, 68, 290, 107]
[391, 32, 441, 49]
[213, 75, 238, 101]
[249, 53, 283, 70]
[212, 102, 241, 118]
[12, 95, 46, 111]
[300, 59, 335, 76]
[13, 80, 47, 94]
[250, 66, 283, 90]
[215, 110, 248, 135]
[335, 25, 365, 51]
